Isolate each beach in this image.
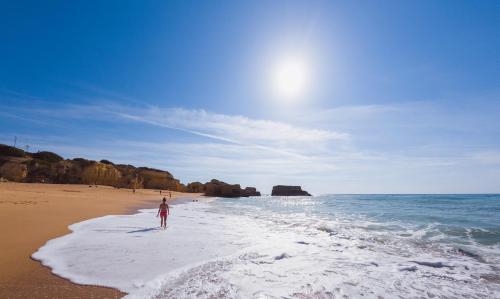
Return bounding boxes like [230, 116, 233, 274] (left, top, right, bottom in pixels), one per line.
[1, 1, 497, 297]
[0, 182, 200, 298]
[1, 183, 499, 298]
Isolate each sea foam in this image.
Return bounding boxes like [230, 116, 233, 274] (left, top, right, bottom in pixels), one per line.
[33, 202, 250, 295]
[33, 199, 500, 298]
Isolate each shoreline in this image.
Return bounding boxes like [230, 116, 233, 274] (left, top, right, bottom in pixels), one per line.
[0, 182, 201, 298]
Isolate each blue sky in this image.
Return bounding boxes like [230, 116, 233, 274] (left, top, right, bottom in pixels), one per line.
[1, 1, 499, 194]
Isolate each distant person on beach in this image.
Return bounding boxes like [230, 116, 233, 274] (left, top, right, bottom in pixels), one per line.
[169, 191, 171, 199]
[157, 197, 170, 228]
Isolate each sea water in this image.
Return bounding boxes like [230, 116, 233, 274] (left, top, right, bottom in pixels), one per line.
[33, 195, 500, 298]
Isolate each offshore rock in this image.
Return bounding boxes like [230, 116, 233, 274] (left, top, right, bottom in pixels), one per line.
[203, 179, 260, 197]
[271, 185, 311, 196]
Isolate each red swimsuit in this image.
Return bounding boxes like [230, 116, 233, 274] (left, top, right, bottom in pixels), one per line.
[160, 204, 168, 217]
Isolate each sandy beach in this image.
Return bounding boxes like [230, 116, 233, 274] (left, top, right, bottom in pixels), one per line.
[0, 182, 200, 299]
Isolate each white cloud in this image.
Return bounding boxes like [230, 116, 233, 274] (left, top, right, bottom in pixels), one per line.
[110, 106, 350, 161]
[2, 90, 500, 193]
[116, 107, 348, 145]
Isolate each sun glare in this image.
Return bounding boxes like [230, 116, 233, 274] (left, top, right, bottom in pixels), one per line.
[271, 55, 310, 101]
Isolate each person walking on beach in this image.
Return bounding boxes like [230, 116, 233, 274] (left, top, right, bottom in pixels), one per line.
[157, 197, 169, 228]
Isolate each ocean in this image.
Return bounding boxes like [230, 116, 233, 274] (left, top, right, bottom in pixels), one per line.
[33, 194, 500, 298]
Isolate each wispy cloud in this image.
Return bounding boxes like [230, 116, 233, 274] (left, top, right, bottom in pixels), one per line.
[115, 107, 348, 145]
[108, 106, 351, 162]
[2, 88, 500, 193]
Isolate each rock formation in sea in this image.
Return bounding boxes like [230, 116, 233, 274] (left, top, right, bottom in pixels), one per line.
[0, 144, 260, 197]
[188, 179, 261, 197]
[271, 185, 311, 196]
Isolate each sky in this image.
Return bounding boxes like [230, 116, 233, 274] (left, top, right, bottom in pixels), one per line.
[1, 1, 499, 194]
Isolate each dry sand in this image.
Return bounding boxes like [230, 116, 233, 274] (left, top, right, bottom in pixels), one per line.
[0, 182, 200, 298]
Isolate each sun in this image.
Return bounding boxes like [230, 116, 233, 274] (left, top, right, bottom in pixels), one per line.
[271, 55, 310, 101]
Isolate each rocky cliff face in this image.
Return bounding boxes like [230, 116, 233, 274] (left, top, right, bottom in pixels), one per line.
[186, 181, 204, 193]
[136, 167, 184, 191]
[271, 185, 311, 196]
[0, 144, 261, 197]
[0, 144, 187, 191]
[187, 179, 261, 197]
[0, 158, 28, 181]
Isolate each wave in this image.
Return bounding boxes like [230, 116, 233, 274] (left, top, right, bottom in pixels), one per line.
[33, 199, 500, 298]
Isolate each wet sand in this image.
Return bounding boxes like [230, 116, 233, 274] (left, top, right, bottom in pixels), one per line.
[0, 182, 200, 298]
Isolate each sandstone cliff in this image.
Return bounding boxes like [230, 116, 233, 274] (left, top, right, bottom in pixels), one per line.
[0, 144, 186, 191]
[0, 144, 260, 197]
[187, 179, 261, 197]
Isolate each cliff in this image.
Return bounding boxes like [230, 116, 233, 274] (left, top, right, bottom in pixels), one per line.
[0, 144, 260, 197]
[0, 144, 186, 191]
[271, 185, 311, 196]
[187, 179, 261, 197]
